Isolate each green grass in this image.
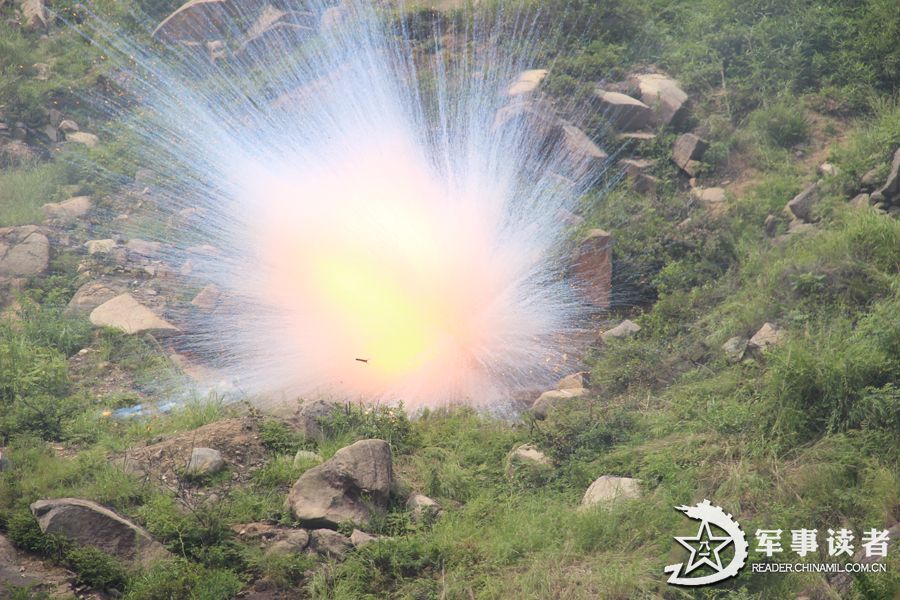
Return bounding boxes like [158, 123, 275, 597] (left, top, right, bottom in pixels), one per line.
[0, 163, 69, 226]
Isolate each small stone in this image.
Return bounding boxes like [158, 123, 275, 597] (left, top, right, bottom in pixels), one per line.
[600, 319, 641, 342]
[672, 133, 708, 172]
[349, 529, 377, 548]
[84, 239, 116, 255]
[557, 371, 589, 390]
[191, 284, 220, 310]
[850, 193, 871, 208]
[691, 187, 726, 213]
[748, 322, 783, 351]
[722, 336, 749, 362]
[65, 131, 99, 148]
[505, 443, 552, 482]
[763, 214, 778, 237]
[186, 447, 225, 476]
[506, 69, 548, 97]
[581, 476, 640, 508]
[58, 119, 80, 133]
[308, 529, 352, 559]
[786, 182, 820, 222]
[531, 387, 588, 419]
[42, 196, 91, 221]
[407, 494, 442, 522]
[292, 450, 323, 467]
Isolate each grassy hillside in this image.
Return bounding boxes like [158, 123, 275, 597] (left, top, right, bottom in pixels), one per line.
[1, 0, 898, 598]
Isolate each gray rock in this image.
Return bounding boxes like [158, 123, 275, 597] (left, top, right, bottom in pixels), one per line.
[600, 319, 641, 342]
[0, 226, 50, 277]
[349, 528, 377, 547]
[58, 119, 79, 133]
[84, 239, 116, 255]
[850, 193, 871, 209]
[631, 73, 689, 127]
[286, 439, 392, 528]
[21, 0, 48, 29]
[89, 293, 178, 335]
[506, 69, 548, 97]
[594, 90, 653, 130]
[531, 387, 588, 419]
[722, 336, 749, 362]
[41, 196, 91, 222]
[873, 147, 900, 203]
[288, 399, 341, 441]
[505, 444, 552, 482]
[407, 493, 442, 522]
[580, 476, 640, 508]
[186, 447, 225, 476]
[763, 214, 779, 237]
[64, 281, 121, 317]
[860, 167, 880, 189]
[691, 187, 726, 213]
[65, 132, 99, 148]
[308, 529, 352, 559]
[561, 124, 608, 175]
[671, 133, 708, 172]
[265, 529, 309, 556]
[556, 371, 590, 390]
[786, 182, 820, 222]
[30, 498, 169, 565]
[748, 322, 783, 351]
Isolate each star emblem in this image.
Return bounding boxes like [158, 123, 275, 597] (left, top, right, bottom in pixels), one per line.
[675, 520, 733, 574]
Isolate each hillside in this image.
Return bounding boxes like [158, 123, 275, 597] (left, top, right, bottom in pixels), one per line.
[1, 0, 899, 599]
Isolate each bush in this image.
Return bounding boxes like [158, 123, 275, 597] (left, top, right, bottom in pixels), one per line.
[748, 101, 810, 149]
[124, 558, 242, 600]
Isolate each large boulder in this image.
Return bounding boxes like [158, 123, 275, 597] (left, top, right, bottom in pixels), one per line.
[286, 439, 392, 528]
[671, 133, 708, 174]
[185, 447, 225, 476]
[153, 0, 247, 42]
[30, 498, 169, 565]
[593, 90, 653, 131]
[580, 476, 640, 508]
[89, 293, 179, 335]
[600, 319, 640, 342]
[631, 73, 689, 127]
[571, 229, 612, 309]
[308, 529, 352, 559]
[873, 147, 900, 204]
[0, 226, 50, 277]
[64, 280, 122, 317]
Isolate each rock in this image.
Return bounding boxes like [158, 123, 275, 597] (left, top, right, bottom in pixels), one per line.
[293, 450, 323, 467]
[406, 494, 442, 522]
[349, 529, 377, 548]
[818, 162, 837, 177]
[30, 498, 169, 565]
[786, 182, 820, 222]
[319, 5, 345, 31]
[561, 125, 608, 175]
[594, 90, 653, 130]
[557, 371, 589, 390]
[286, 439, 392, 528]
[850, 193, 871, 209]
[788, 220, 816, 236]
[617, 131, 656, 141]
[125, 238, 162, 256]
[873, 147, 900, 203]
[21, 0, 48, 29]
[0, 226, 50, 277]
[505, 444, 552, 482]
[0, 140, 37, 167]
[507, 69, 548, 97]
[58, 119, 79, 133]
[860, 167, 880, 189]
[186, 447, 225, 476]
[84, 239, 116, 255]
[0, 448, 11, 472]
[870, 190, 885, 203]
[41, 196, 91, 221]
[89, 293, 179, 335]
[32, 62, 50, 81]
[671, 133, 708, 173]
[492, 99, 563, 146]
[581, 476, 640, 508]
[763, 214, 779, 237]
[65, 132, 99, 148]
[153, 0, 245, 42]
[691, 187, 726, 214]
[288, 399, 340, 441]
[571, 229, 612, 309]
[600, 319, 641, 342]
[308, 529, 352, 559]
[631, 73, 689, 127]
[237, 15, 316, 59]
[531, 387, 588, 419]
[265, 529, 309, 556]
[748, 322, 783, 351]
[619, 158, 658, 194]
[191, 284, 220, 310]
[64, 281, 121, 317]
[722, 336, 749, 362]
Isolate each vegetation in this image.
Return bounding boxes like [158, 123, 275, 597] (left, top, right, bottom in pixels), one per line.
[1, 0, 899, 598]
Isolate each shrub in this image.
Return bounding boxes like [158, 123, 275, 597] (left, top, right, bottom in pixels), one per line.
[747, 101, 810, 149]
[124, 558, 242, 600]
